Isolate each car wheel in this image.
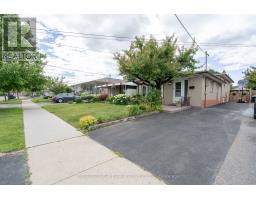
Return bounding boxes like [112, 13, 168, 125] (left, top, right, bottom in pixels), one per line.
[58, 98, 63, 103]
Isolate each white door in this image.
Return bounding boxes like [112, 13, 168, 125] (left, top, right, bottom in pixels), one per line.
[173, 80, 185, 103]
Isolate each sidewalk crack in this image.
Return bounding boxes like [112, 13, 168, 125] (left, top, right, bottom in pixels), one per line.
[51, 156, 118, 185]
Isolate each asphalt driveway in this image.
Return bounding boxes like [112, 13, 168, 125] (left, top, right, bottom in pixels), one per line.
[90, 103, 256, 184]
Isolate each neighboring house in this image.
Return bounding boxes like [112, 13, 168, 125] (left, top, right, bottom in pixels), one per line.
[162, 71, 234, 108]
[72, 77, 124, 94]
[96, 81, 138, 96]
[71, 77, 140, 96]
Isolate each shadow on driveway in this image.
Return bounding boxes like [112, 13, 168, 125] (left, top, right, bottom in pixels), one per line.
[90, 103, 246, 184]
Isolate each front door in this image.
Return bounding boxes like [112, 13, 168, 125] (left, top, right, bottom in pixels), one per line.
[173, 80, 185, 103]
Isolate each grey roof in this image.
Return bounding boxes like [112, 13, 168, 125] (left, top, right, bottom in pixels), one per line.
[72, 77, 124, 86]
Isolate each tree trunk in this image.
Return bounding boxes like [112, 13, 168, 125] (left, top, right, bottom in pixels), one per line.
[156, 84, 162, 92]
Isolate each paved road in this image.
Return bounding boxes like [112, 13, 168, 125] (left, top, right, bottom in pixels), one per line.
[22, 100, 162, 184]
[90, 103, 256, 184]
[0, 152, 27, 185]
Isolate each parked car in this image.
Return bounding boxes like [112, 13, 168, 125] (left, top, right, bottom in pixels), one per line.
[53, 93, 77, 103]
[43, 92, 53, 99]
[8, 94, 16, 100]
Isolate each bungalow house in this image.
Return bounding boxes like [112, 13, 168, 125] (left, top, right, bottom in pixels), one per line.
[72, 77, 139, 96]
[162, 71, 234, 108]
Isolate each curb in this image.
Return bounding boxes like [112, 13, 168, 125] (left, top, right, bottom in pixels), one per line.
[0, 150, 24, 157]
[92, 111, 160, 130]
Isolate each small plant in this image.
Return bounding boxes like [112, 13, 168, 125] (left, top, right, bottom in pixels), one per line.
[79, 115, 97, 131]
[127, 105, 143, 116]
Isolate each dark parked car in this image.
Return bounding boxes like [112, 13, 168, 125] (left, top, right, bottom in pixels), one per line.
[8, 94, 16, 100]
[53, 93, 76, 103]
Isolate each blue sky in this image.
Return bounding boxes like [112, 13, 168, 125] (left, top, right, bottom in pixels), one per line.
[22, 14, 256, 85]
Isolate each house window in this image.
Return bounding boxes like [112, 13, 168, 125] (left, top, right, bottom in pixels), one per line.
[175, 82, 181, 97]
[125, 85, 137, 90]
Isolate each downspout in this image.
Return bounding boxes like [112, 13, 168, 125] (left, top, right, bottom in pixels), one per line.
[204, 76, 207, 108]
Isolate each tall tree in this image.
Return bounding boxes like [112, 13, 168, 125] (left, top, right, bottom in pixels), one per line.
[0, 14, 47, 99]
[114, 35, 198, 90]
[244, 66, 256, 89]
[48, 77, 72, 95]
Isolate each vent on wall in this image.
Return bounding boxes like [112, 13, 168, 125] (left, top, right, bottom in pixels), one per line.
[189, 86, 195, 90]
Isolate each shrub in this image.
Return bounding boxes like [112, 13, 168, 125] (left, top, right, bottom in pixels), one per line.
[74, 98, 82, 103]
[107, 96, 115, 103]
[127, 105, 143, 116]
[81, 95, 95, 102]
[79, 115, 97, 130]
[130, 95, 145, 105]
[80, 92, 89, 97]
[98, 93, 109, 101]
[145, 89, 161, 107]
[111, 94, 131, 105]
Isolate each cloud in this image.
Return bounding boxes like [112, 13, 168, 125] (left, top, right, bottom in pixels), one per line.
[20, 14, 256, 85]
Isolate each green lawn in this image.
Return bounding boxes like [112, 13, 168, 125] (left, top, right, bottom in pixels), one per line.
[43, 102, 130, 128]
[0, 99, 22, 104]
[32, 97, 52, 103]
[0, 108, 25, 153]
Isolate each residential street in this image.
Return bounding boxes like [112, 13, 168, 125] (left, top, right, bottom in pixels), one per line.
[0, 152, 27, 185]
[90, 103, 256, 184]
[22, 100, 162, 184]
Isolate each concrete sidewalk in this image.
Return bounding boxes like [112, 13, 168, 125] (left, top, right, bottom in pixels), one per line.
[22, 100, 163, 185]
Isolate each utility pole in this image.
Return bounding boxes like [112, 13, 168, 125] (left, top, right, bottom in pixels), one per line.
[204, 51, 209, 108]
[205, 51, 209, 71]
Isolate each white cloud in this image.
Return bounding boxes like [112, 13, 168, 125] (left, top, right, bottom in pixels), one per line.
[20, 14, 256, 85]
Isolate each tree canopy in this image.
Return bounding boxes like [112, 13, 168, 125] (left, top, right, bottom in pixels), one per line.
[244, 66, 256, 89]
[114, 35, 198, 89]
[48, 77, 72, 95]
[0, 14, 47, 98]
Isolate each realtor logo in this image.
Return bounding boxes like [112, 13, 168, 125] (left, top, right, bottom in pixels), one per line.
[0, 17, 39, 62]
[2, 17, 36, 51]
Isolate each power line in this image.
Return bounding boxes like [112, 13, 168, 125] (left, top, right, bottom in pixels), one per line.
[37, 28, 256, 48]
[46, 64, 119, 76]
[174, 14, 209, 71]
[174, 14, 205, 53]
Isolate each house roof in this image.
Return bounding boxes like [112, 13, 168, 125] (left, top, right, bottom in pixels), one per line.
[216, 73, 234, 83]
[72, 77, 124, 87]
[195, 71, 234, 84]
